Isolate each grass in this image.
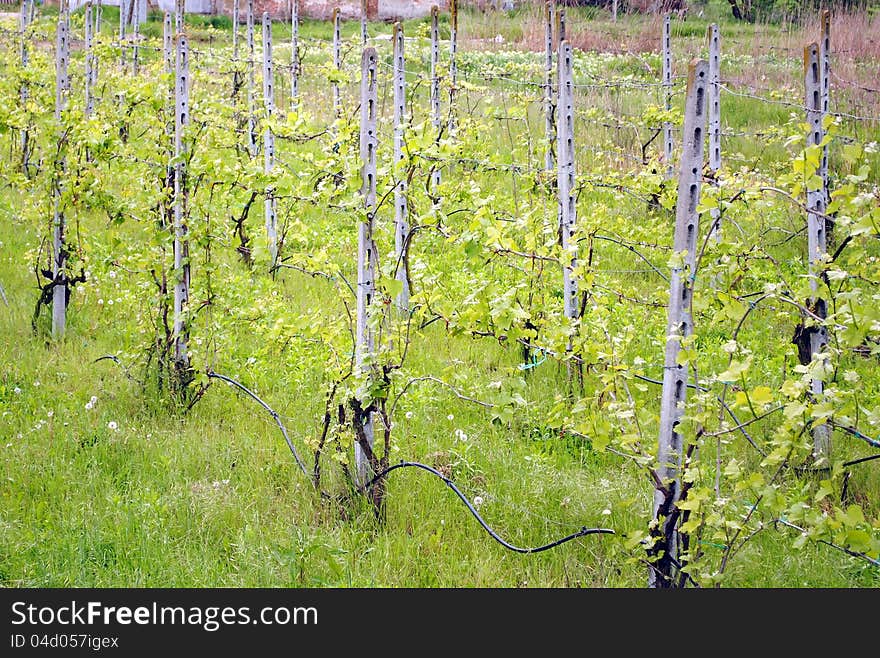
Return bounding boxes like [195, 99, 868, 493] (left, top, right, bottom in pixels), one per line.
[1, 3, 879, 588]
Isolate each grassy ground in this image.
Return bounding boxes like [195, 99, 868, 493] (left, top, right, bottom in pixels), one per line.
[1, 3, 879, 588]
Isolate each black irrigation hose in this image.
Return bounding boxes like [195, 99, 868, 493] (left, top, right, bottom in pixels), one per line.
[207, 371, 310, 481]
[359, 461, 615, 554]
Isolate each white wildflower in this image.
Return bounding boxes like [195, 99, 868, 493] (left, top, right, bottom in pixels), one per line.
[90, 396, 98, 404]
[473, 496, 484, 509]
[108, 421, 118, 431]
[98, 299, 104, 305]
[602, 508, 612, 516]
[108, 270, 117, 279]
[13, 387, 21, 394]
[447, 414, 454, 421]
[405, 411, 413, 419]
[85, 402, 93, 411]
[47, 411, 53, 418]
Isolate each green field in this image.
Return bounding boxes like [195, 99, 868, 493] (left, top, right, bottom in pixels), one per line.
[1, 2, 879, 588]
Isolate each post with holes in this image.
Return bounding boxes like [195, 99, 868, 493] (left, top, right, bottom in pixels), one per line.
[651, 60, 708, 588]
[232, 0, 239, 60]
[449, 0, 457, 136]
[19, 0, 33, 172]
[557, 41, 577, 325]
[132, 0, 140, 74]
[393, 23, 409, 312]
[246, 0, 257, 155]
[118, 0, 127, 69]
[361, 0, 368, 45]
[662, 14, 674, 179]
[163, 12, 172, 72]
[802, 43, 831, 463]
[557, 5, 566, 43]
[430, 5, 441, 190]
[85, 1, 95, 117]
[173, 24, 191, 382]
[819, 9, 832, 242]
[262, 13, 278, 269]
[290, 0, 299, 108]
[707, 24, 721, 241]
[356, 48, 379, 486]
[52, 5, 70, 339]
[332, 7, 341, 116]
[544, 0, 555, 172]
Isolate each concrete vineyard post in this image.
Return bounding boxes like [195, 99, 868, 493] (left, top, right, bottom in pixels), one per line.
[173, 21, 191, 377]
[393, 23, 409, 312]
[132, 0, 140, 74]
[663, 14, 674, 179]
[651, 59, 709, 588]
[332, 7, 341, 116]
[19, 0, 34, 172]
[819, 10, 831, 237]
[361, 0, 368, 45]
[356, 48, 379, 486]
[163, 12, 172, 72]
[263, 13, 278, 269]
[557, 41, 577, 324]
[708, 24, 721, 241]
[804, 43, 831, 462]
[291, 0, 299, 108]
[430, 5, 441, 190]
[544, 0, 555, 172]
[85, 1, 95, 118]
[232, 0, 239, 60]
[449, 0, 457, 136]
[246, 0, 257, 156]
[52, 5, 70, 339]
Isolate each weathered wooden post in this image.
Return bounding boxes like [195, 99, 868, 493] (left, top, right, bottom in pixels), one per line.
[544, 0, 555, 172]
[262, 12, 278, 268]
[430, 5, 441, 190]
[52, 3, 71, 339]
[651, 59, 709, 588]
[803, 43, 831, 463]
[356, 47, 379, 485]
[663, 14, 674, 179]
[557, 40, 577, 324]
[393, 23, 409, 312]
[94, 0, 102, 33]
[612, 0, 618, 22]
[173, 10, 191, 381]
[291, 0, 299, 107]
[246, 0, 257, 155]
[707, 23, 721, 241]
[332, 7, 341, 116]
